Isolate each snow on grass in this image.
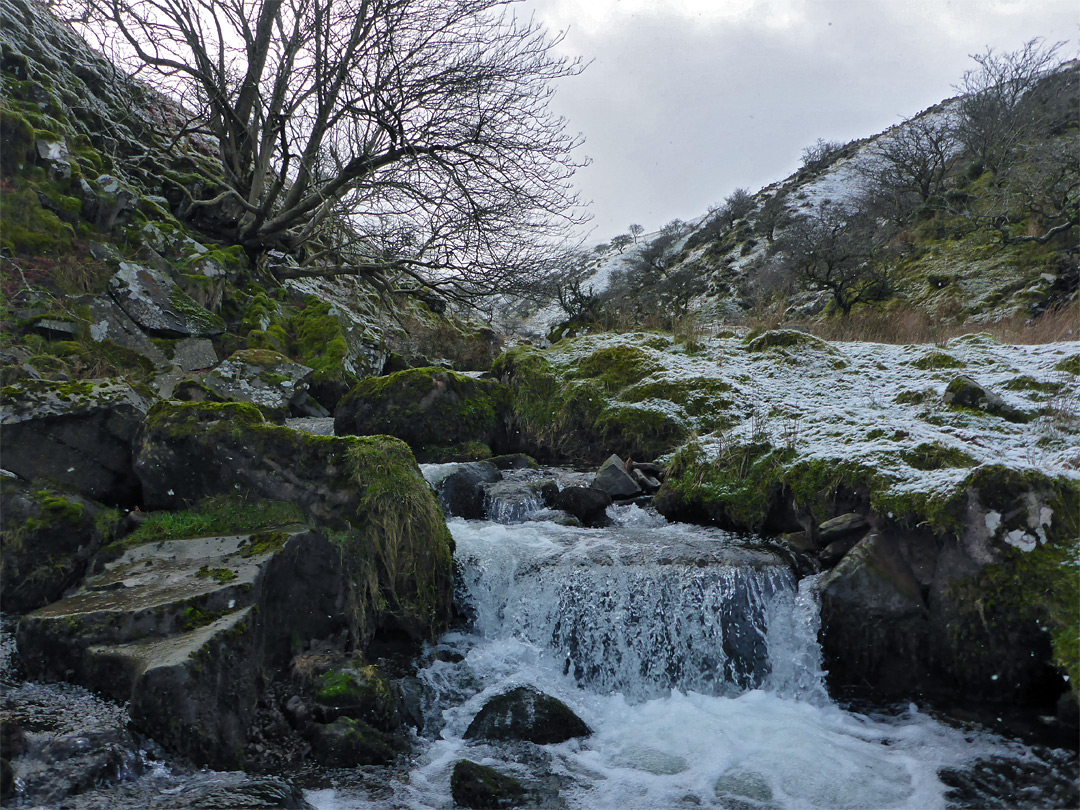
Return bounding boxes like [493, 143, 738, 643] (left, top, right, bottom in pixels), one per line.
[545, 331, 1080, 503]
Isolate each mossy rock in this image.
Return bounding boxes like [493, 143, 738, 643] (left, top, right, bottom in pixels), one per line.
[463, 686, 591, 744]
[594, 403, 686, 461]
[134, 402, 455, 646]
[745, 329, 832, 353]
[307, 716, 402, 767]
[567, 344, 661, 391]
[912, 351, 965, 371]
[313, 663, 398, 729]
[451, 760, 528, 810]
[0, 479, 120, 613]
[334, 367, 509, 463]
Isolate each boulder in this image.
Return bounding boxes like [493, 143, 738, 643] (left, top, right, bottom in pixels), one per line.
[593, 454, 641, 499]
[464, 686, 591, 744]
[199, 349, 315, 420]
[427, 462, 503, 519]
[0, 479, 117, 614]
[132, 402, 455, 645]
[816, 512, 869, 545]
[311, 662, 399, 730]
[451, 760, 527, 810]
[483, 478, 547, 524]
[108, 261, 224, 337]
[943, 375, 1027, 423]
[16, 530, 347, 768]
[334, 367, 509, 462]
[89, 174, 137, 231]
[554, 486, 612, 528]
[0, 378, 152, 506]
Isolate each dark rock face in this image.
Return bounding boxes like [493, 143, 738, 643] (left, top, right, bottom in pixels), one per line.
[430, 462, 503, 519]
[0, 378, 151, 506]
[464, 686, 591, 744]
[554, 486, 612, 527]
[451, 760, 527, 809]
[334, 367, 509, 462]
[593, 454, 641, 499]
[199, 349, 315, 420]
[0, 479, 116, 614]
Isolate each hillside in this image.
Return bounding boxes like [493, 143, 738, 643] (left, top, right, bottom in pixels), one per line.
[535, 56, 1077, 340]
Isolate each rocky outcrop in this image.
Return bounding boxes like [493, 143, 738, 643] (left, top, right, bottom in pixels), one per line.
[0, 378, 152, 506]
[819, 468, 1078, 707]
[132, 401, 455, 645]
[464, 686, 591, 744]
[109, 262, 225, 337]
[335, 367, 509, 462]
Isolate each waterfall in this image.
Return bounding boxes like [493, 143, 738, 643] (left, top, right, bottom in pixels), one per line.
[453, 510, 806, 701]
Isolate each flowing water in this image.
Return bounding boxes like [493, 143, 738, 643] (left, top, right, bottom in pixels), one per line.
[306, 469, 1078, 810]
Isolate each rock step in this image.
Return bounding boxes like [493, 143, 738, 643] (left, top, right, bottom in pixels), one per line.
[16, 533, 298, 681]
[83, 607, 253, 702]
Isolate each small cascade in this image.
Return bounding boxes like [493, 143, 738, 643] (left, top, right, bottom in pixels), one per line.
[454, 514, 798, 699]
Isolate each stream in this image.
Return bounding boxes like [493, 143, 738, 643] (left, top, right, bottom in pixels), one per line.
[305, 467, 1078, 810]
[2, 466, 1076, 808]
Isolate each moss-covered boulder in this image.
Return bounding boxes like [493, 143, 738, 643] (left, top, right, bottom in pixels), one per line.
[0, 479, 119, 613]
[943, 375, 1028, 423]
[334, 367, 509, 462]
[133, 401, 454, 645]
[0, 377, 153, 506]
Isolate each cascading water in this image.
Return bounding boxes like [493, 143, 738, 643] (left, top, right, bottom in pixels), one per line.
[308, 469, 1076, 810]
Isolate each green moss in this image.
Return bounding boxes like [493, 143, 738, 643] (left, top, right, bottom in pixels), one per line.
[900, 442, 979, 471]
[1053, 355, 1080, 375]
[895, 388, 936, 405]
[595, 404, 686, 460]
[745, 329, 830, 353]
[314, 664, 392, 706]
[195, 566, 238, 583]
[237, 531, 291, 558]
[912, 351, 965, 370]
[167, 285, 225, 334]
[0, 186, 75, 255]
[34, 490, 85, 523]
[1002, 376, 1065, 394]
[567, 344, 661, 391]
[291, 298, 355, 386]
[621, 378, 733, 416]
[180, 605, 228, 631]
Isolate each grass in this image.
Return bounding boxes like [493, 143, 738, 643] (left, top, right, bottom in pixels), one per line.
[108, 496, 307, 551]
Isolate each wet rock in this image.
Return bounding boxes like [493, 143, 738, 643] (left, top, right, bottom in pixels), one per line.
[306, 716, 401, 767]
[0, 757, 12, 802]
[816, 512, 869, 545]
[0, 479, 117, 614]
[0, 377, 152, 506]
[464, 686, 591, 744]
[554, 486, 612, 528]
[17, 728, 144, 807]
[311, 662, 399, 730]
[109, 261, 224, 337]
[819, 536, 859, 568]
[429, 462, 502, 519]
[140, 773, 317, 809]
[593, 454, 641, 499]
[451, 759, 527, 809]
[484, 478, 546, 524]
[630, 467, 662, 493]
[199, 349, 314, 420]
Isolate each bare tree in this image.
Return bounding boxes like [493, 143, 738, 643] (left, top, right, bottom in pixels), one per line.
[800, 138, 845, 172]
[773, 201, 893, 315]
[955, 38, 1066, 173]
[628, 223, 645, 244]
[859, 114, 961, 221]
[57, 0, 588, 303]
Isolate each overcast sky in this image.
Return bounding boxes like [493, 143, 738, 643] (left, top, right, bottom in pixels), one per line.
[517, 0, 1078, 243]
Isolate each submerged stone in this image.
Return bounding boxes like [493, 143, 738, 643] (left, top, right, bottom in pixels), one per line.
[451, 760, 527, 809]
